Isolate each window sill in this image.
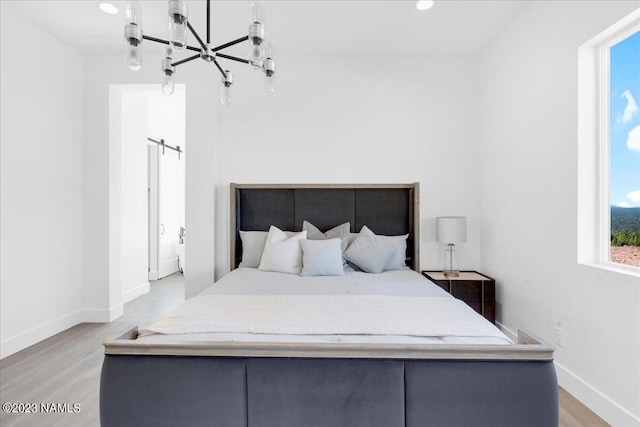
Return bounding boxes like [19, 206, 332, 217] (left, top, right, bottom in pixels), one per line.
[579, 261, 640, 278]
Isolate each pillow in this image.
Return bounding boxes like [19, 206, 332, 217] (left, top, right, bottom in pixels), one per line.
[239, 231, 269, 268]
[346, 231, 408, 271]
[258, 226, 307, 274]
[381, 234, 409, 271]
[343, 226, 397, 274]
[239, 230, 298, 268]
[300, 239, 345, 276]
[303, 221, 351, 252]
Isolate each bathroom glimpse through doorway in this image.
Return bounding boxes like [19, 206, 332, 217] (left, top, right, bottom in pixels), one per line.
[148, 134, 186, 280]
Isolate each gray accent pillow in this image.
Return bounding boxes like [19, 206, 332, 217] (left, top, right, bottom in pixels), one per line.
[343, 226, 397, 274]
[300, 239, 345, 277]
[239, 231, 269, 268]
[381, 234, 409, 271]
[303, 221, 351, 252]
[347, 232, 408, 271]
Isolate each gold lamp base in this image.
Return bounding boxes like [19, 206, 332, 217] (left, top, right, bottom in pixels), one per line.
[444, 271, 460, 278]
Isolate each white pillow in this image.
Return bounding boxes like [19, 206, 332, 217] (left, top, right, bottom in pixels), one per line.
[239, 231, 269, 268]
[346, 231, 408, 271]
[344, 226, 397, 274]
[300, 239, 345, 277]
[258, 226, 307, 274]
[239, 230, 298, 268]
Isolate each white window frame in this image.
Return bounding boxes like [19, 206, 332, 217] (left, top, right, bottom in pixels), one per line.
[577, 9, 640, 277]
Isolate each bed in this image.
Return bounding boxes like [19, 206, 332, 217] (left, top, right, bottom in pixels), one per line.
[101, 183, 558, 427]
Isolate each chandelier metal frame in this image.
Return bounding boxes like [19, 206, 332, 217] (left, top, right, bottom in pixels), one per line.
[124, 0, 275, 100]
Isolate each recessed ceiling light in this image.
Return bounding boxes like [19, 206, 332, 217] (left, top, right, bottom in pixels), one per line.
[416, 0, 434, 11]
[99, 2, 118, 15]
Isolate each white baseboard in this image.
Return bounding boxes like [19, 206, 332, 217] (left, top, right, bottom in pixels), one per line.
[122, 281, 150, 303]
[496, 322, 639, 426]
[0, 309, 84, 359]
[0, 304, 125, 359]
[158, 257, 178, 279]
[80, 304, 123, 322]
[555, 362, 640, 426]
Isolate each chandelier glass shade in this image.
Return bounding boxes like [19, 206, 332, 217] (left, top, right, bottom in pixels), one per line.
[124, 0, 276, 104]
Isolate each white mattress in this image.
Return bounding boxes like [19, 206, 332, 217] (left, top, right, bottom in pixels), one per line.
[137, 268, 512, 345]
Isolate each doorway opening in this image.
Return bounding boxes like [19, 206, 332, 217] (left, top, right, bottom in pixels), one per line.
[109, 84, 186, 304]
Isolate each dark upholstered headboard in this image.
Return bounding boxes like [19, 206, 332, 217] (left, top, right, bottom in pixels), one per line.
[230, 183, 420, 271]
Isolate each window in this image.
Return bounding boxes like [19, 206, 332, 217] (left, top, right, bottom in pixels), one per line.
[577, 10, 640, 276]
[609, 31, 640, 268]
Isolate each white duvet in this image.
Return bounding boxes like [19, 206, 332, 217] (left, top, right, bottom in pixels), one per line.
[138, 268, 511, 345]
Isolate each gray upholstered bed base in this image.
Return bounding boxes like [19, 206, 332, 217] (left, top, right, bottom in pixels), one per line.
[100, 354, 558, 427]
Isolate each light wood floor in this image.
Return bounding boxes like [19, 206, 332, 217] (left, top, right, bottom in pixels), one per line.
[0, 273, 185, 427]
[0, 273, 609, 427]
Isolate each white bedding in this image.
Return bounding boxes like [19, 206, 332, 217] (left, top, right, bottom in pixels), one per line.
[138, 268, 512, 345]
[199, 267, 451, 297]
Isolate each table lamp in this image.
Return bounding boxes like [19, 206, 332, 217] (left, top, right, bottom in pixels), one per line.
[436, 216, 467, 277]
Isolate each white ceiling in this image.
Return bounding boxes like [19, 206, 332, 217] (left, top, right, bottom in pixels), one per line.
[5, 1, 530, 56]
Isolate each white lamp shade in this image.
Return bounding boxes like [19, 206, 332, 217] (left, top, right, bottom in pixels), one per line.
[436, 217, 467, 244]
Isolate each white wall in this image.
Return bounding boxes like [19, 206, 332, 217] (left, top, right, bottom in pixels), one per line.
[84, 60, 117, 320]
[213, 55, 484, 281]
[0, 6, 84, 357]
[147, 91, 186, 155]
[480, 2, 640, 425]
[81, 52, 485, 298]
[119, 89, 150, 302]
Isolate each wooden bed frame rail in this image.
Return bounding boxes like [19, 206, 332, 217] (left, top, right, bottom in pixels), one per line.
[104, 327, 554, 361]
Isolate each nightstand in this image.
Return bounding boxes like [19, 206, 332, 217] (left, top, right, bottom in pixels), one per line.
[422, 271, 495, 323]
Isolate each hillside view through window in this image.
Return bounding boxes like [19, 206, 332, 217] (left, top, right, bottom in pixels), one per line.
[610, 30, 640, 267]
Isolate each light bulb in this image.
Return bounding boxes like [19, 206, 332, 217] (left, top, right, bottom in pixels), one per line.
[125, 1, 142, 26]
[160, 48, 175, 95]
[249, 1, 263, 24]
[161, 74, 174, 95]
[221, 86, 231, 106]
[248, 1, 265, 64]
[163, 46, 173, 59]
[169, 21, 187, 51]
[264, 41, 274, 60]
[249, 44, 265, 69]
[262, 42, 275, 95]
[126, 44, 141, 71]
[124, 1, 143, 70]
[168, 0, 188, 51]
[263, 73, 275, 96]
[220, 70, 232, 106]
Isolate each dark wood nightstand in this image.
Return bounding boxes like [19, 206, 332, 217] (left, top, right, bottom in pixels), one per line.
[422, 271, 495, 323]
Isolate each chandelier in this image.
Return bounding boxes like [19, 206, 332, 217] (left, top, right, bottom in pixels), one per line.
[124, 0, 276, 104]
